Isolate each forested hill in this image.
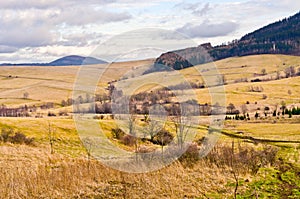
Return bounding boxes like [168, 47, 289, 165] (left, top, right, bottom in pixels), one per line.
[154, 11, 300, 71]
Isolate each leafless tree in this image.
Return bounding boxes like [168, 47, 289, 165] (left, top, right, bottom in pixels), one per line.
[82, 137, 93, 172]
[143, 117, 161, 141]
[241, 104, 248, 115]
[23, 92, 29, 99]
[284, 66, 296, 78]
[47, 122, 56, 154]
[171, 105, 192, 149]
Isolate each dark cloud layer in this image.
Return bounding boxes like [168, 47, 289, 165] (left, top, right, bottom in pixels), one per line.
[0, 1, 131, 52]
[0, 45, 18, 53]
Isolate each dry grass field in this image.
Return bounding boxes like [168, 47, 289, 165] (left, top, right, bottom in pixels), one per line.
[0, 54, 300, 198]
[0, 59, 154, 106]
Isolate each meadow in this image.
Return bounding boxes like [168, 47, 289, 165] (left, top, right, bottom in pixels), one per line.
[0, 54, 299, 198]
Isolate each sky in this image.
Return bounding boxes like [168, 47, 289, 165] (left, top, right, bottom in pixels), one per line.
[0, 0, 299, 63]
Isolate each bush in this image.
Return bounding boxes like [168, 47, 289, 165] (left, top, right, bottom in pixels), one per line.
[262, 94, 268, 99]
[205, 144, 279, 175]
[48, 112, 56, 117]
[121, 135, 136, 146]
[0, 128, 13, 142]
[111, 128, 125, 140]
[0, 128, 34, 145]
[179, 143, 199, 167]
[152, 129, 173, 146]
[59, 110, 68, 116]
[11, 132, 27, 144]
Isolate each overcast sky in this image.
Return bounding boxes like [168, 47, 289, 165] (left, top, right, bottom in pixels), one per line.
[0, 0, 299, 63]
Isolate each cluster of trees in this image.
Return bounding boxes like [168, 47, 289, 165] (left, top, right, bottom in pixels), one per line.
[70, 85, 217, 116]
[168, 82, 205, 90]
[284, 66, 299, 78]
[0, 104, 30, 117]
[226, 103, 240, 115]
[225, 114, 250, 121]
[111, 126, 173, 148]
[282, 107, 300, 118]
[0, 102, 58, 118]
[248, 86, 264, 92]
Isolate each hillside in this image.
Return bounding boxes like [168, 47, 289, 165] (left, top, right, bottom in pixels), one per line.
[0, 59, 154, 106]
[116, 54, 300, 108]
[155, 11, 300, 71]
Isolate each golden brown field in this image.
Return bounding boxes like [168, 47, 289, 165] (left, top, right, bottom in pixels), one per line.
[0, 54, 300, 198]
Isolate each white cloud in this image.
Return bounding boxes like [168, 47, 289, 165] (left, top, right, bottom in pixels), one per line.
[0, 1, 131, 50]
[176, 20, 239, 38]
[0, 0, 115, 9]
[0, 0, 299, 62]
[56, 7, 131, 26]
[175, 2, 211, 16]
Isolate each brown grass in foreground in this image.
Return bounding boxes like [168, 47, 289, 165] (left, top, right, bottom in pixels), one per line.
[0, 142, 285, 199]
[0, 144, 238, 199]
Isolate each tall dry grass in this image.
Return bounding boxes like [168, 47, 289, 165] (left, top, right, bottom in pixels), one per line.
[0, 144, 237, 199]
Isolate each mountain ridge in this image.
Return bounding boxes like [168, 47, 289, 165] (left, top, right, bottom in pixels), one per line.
[154, 11, 300, 71]
[0, 55, 107, 66]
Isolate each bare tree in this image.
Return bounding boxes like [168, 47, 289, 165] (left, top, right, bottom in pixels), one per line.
[143, 117, 161, 141]
[240, 104, 248, 115]
[23, 92, 29, 99]
[276, 70, 281, 80]
[284, 66, 296, 78]
[171, 106, 192, 149]
[125, 115, 139, 157]
[82, 138, 93, 173]
[230, 140, 239, 199]
[47, 122, 56, 154]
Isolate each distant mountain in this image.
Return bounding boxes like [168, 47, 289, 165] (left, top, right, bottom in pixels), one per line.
[0, 55, 107, 66]
[48, 55, 107, 66]
[154, 11, 300, 71]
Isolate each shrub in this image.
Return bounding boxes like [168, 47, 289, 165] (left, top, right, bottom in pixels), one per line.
[0, 128, 13, 142]
[59, 110, 68, 116]
[121, 134, 136, 146]
[262, 94, 268, 99]
[0, 128, 34, 145]
[11, 132, 27, 144]
[136, 145, 155, 160]
[152, 129, 173, 146]
[178, 143, 199, 167]
[205, 144, 279, 175]
[111, 128, 125, 140]
[48, 112, 56, 117]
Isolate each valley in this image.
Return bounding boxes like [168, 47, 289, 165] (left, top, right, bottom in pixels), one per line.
[0, 54, 299, 198]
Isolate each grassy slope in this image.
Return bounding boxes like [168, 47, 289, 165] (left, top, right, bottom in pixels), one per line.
[0, 59, 154, 106]
[116, 55, 300, 107]
[1, 55, 299, 107]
